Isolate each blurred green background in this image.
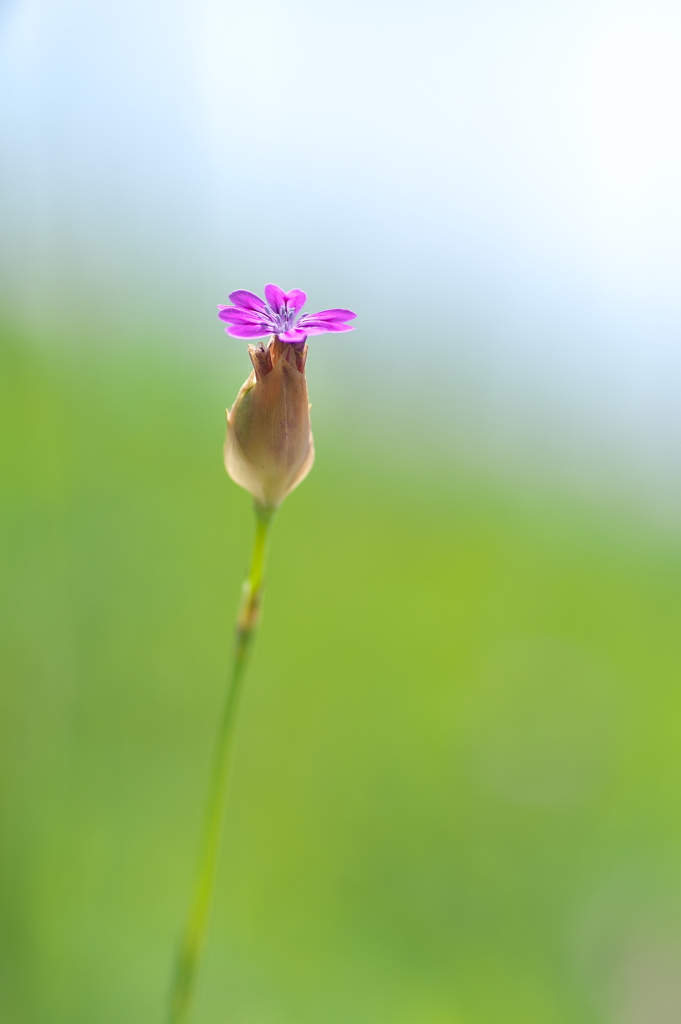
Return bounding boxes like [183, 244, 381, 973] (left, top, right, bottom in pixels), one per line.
[3, 0, 681, 1020]
[3, 321, 681, 1024]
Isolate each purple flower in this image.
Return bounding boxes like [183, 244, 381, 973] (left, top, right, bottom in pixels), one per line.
[218, 284, 356, 343]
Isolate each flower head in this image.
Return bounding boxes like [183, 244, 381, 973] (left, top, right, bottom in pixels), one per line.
[218, 283, 356, 343]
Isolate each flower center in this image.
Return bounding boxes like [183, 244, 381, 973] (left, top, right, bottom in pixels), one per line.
[272, 305, 299, 334]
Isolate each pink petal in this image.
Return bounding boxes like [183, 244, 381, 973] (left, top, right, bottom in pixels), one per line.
[284, 289, 307, 315]
[278, 328, 308, 343]
[218, 306, 268, 325]
[297, 319, 355, 334]
[264, 283, 287, 314]
[302, 308, 356, 322]
[228, 289, 267, 312]
[276, 329, 307, 342]
[225, 324, 272, 339]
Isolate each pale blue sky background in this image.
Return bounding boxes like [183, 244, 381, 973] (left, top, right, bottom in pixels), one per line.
[2, 0, 681, 510]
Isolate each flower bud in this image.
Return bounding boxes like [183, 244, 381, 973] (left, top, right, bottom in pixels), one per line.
[224, 337, 315, 510]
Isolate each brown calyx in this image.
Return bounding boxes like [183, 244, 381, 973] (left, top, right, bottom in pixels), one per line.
[248, 335, 307, 380]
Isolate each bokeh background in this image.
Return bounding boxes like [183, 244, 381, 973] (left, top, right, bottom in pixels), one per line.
[2, 1, 681, 1021]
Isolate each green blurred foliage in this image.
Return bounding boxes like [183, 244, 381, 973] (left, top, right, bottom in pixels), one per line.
[2, 324, 681, 1024]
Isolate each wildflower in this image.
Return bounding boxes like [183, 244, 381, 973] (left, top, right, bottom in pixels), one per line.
[220, 285, 356, 509]
[218, 283, 356, 343]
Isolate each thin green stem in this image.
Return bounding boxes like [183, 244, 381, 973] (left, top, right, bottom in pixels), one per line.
[168, 502, 275, 1024]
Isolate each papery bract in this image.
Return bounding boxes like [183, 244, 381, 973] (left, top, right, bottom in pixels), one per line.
[224, 338, 314, 509]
